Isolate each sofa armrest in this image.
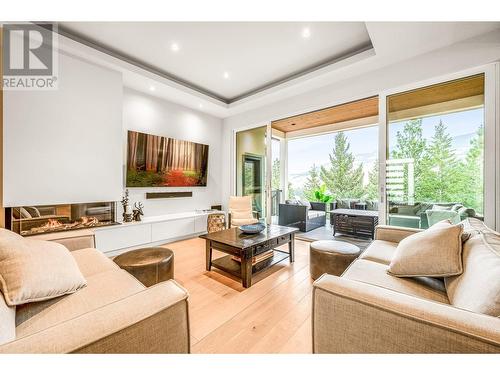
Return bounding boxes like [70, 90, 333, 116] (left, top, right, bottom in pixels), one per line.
[313, 275, 500, 353]
[278, 203, 307, 226]
[310, 202, 326, 211]
[374, 225, 423, 243]
[0, 280, 190, 354]
[29, 229, 95, 251]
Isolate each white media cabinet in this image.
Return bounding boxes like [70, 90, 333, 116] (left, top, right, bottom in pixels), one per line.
[93, 210, 224, 256]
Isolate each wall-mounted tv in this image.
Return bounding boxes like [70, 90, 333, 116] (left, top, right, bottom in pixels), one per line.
[126, 130, 209, 187]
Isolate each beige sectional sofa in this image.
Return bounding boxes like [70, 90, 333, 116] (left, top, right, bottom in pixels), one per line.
[313, 223, 500, 353]
[0, 231, 190, 353]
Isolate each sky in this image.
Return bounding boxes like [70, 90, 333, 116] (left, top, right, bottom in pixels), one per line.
[286, 108, 484, 189]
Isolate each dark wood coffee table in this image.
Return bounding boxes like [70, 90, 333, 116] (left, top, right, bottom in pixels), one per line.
[200, 225, 298, 288]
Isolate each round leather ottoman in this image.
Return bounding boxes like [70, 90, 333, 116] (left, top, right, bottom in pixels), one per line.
[114, 247, 174, 287]
[309, 240, 361, 280]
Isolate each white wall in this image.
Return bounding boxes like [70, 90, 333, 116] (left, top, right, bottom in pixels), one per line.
[2, 55, 223, 217]
[122, 88, 223, 217]
[221, 30, 500, 207]
[3, 51, 123, 206]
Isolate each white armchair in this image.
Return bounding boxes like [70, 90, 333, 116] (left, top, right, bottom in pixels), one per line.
[228, 196, 259, 227]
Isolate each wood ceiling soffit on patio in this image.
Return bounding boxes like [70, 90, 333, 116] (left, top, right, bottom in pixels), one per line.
[388, 74, 484, 114]
[271, 96, 379, 134]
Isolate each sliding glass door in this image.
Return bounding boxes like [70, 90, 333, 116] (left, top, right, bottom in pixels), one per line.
[383, 74, 487, 229]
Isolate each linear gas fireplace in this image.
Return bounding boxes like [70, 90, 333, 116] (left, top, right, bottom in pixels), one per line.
[6, 202, 119, 236]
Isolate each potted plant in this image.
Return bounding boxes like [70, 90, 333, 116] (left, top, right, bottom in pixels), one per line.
[314, 185, 334, 211]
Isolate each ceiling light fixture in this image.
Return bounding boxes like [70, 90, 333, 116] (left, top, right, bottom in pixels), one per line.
[149, 86, 156, 92]
[198, 103, 203, 109]
[301, 27, 311, 39]
[223, 71, 230, 79]
[170, 43, 180, 52]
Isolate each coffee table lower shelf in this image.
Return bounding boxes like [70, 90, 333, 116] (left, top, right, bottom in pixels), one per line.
[211, 250, 289, 278]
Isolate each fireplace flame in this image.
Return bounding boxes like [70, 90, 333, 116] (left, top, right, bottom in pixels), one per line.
[34, 216, 100, 234]
[80, 216, 99, 226]
[43, 218, 64, 229]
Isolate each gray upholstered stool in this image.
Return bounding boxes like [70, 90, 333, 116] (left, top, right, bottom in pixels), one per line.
[309, 240, 361, 280]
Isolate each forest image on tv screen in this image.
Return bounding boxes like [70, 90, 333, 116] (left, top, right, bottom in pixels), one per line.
[126, 130, 209, 187]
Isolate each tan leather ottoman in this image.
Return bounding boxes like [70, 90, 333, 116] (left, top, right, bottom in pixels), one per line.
[309, 240, 361, 280]
[114, 247, 174, 287]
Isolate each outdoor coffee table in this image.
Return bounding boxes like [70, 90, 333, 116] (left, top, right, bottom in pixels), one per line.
[330, 209, 379, 239]
[200, 225, 298, 288]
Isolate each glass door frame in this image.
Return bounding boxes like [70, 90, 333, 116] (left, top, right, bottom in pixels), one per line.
[232, 122, 273, 224]
[378, 63, 498, 230]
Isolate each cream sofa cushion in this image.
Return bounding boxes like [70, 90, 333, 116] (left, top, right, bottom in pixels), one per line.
[343, 259, 449, 303]
[445, 231, 500, 317]
[0, 229, 87, 306]
[359, 240, 398, 265]
[15, 269, 144, 337]
[231, 218, 259, 226]
[388, 221, 463, 277]
[0, 291, 15, 345]
[71, 248, 119, 277]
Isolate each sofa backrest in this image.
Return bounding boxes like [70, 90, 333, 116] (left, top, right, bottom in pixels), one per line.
[26, 230, 95, 251]
[336, 199, 359, 209]
[445, 218, 500, 317]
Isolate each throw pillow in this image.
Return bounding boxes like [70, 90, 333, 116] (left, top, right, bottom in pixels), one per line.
[458, 206, 476, 218]
[387, 220, 464, 277]
[298, 198, 312, 209]
[336, 199, 350, 209]
[24, 206, 41, 218]
[445, 229, 500, 316]
[431, 204, 451, 211]
[0, 229, 87, 306]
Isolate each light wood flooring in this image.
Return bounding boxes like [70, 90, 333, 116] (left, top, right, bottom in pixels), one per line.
[162, 237, 313, 354]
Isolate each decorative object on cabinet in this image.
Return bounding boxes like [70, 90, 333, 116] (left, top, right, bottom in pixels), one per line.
[121, 189, 133, 223]
[133, 202, 144, 222]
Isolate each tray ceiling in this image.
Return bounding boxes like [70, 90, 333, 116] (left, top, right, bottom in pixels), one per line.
[58, 22, 373, 103]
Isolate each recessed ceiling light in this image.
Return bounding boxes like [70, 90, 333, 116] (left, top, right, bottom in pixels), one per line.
[170, 43, 180, 52]
[301, 27, 311, 39]
[198, 103, 203, 109]
[149, 86, 156, 92]
[223, 72, 230, 79]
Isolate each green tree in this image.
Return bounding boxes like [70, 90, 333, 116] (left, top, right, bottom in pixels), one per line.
[287, 182, 296, 200]
[364, 161, 379, 200]
[390, 119, 427, 202]
[320, 132, 364, 199]
[419, 120, 461, 202]
[303, 164, 322, 201]
[455, 125, 484, 212]
[271, 158, 281, 190]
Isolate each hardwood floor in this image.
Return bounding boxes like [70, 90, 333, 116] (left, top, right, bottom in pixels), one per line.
[163, 237, 313, 354]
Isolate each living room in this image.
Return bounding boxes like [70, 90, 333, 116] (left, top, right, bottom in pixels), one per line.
[1, 1, 500, 373]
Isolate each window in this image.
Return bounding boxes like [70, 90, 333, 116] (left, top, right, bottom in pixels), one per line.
[386, 74, 485, 228]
